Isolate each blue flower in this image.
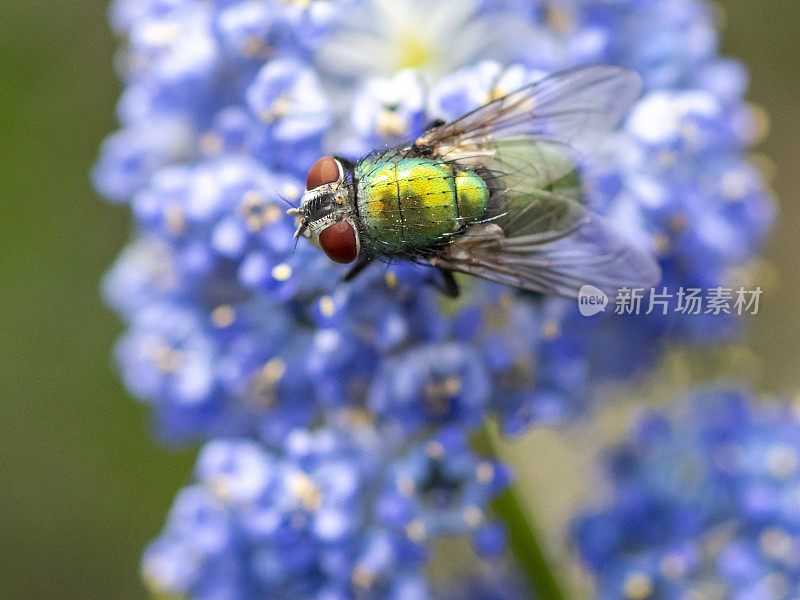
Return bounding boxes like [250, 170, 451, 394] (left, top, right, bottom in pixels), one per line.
[143, 424, 509, 599]
[573, 388, 800, 600]
[343, 69, 428, 155]
[428, 61, 541, 123]
[380, 426, 510, 558]
[370, 343, 490, 433]
[93, 120, 193, 202]
[114, 296, 315, 442]
[245, 59, 331, 144]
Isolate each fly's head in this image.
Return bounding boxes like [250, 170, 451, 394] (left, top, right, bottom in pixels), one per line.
[289, 156, 360, 264]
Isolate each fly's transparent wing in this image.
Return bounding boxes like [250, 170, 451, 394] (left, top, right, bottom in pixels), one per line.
[414, 65, 658, 298]
[412, 65, 642, 190]
[430, 188, 661, 299]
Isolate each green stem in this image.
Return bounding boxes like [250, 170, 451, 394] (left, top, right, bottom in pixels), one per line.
[491, 486, 569, 600]
[474, 423, 570, 600]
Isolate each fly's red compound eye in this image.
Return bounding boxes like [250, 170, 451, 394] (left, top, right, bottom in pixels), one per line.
[306, 156, 340, 190]
[319, 221, 358, 264]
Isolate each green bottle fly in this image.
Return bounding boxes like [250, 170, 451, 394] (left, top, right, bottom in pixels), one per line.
[288, 65, 661, 299]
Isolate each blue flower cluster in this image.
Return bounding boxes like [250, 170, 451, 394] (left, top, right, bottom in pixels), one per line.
[574, 388, 800, 600]
[97, 0, 773, 442]
[143, 423, 510, 599]
[94, 0, 776, 596]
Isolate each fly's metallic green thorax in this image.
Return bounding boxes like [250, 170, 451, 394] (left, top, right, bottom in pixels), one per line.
[355, 156, 489, 254]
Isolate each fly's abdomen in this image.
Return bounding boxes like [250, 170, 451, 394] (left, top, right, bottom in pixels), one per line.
[356, 157, 488, 253]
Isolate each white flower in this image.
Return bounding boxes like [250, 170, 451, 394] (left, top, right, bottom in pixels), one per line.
[319, 0, 531, 82]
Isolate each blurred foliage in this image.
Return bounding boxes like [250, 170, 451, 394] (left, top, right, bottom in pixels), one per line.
[0, 0, 797, 598]
[0, 1, 195, 598]
[732, 0, 800, 391]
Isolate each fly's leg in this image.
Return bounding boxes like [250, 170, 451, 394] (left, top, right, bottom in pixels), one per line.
[412, 119, 448, 157]
[428, 267, 460, 298]
[342, 254, 374, 282]
[424, 118, 446, 132]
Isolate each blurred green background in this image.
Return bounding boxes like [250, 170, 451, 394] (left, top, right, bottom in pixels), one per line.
[0, 1, 797, 598]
